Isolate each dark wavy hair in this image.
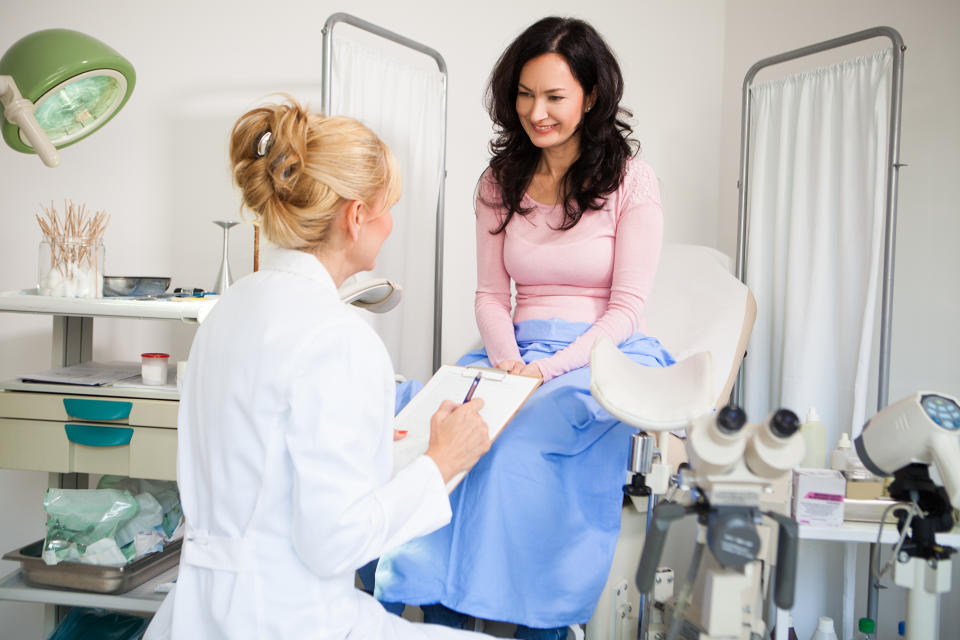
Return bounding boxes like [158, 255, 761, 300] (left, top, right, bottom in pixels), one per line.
[484, 17, 637, 232]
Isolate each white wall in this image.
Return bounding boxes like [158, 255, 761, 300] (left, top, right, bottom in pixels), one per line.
[0, 1, 726, 635]
[719, 1, 960, 637]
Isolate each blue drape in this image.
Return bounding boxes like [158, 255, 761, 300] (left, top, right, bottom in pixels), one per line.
[376, 319, 673, 628]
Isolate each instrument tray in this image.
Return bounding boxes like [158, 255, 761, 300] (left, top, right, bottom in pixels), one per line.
[2, 538, 180, 594]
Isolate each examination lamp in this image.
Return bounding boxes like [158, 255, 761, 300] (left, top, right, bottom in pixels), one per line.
[0, 29, 135, 168]
[339, 278, 403, 313]
[855, 392, 960, 509]
[854, 392, 959, 640]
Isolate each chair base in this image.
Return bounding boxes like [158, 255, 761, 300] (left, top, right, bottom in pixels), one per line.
[585, 495, 649, 640]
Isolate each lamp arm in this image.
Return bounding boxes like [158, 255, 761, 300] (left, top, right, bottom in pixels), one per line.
[0, 75, 60, 167]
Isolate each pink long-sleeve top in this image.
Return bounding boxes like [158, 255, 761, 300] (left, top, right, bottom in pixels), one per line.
[474, 157, 664, 382]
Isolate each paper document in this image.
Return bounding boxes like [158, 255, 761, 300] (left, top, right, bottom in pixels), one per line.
[19, 361, 140, 386]
[393, 365, 540, 491]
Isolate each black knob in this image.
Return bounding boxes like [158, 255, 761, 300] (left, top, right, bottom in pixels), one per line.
[717, 405, 747, 434]
[769, 409, 800, 438]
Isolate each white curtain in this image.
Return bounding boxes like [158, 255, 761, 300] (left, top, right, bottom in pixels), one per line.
[743, 49, 892, 441]
[330, 36, 445, 384]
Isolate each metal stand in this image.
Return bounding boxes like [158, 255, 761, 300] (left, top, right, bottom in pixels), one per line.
[733, 27, 907, 625]
[321, 12, 448, 374]
[212, 220, 239, 295]
[887, 464, 955, 640]
[51, 316, 92, 367]
[638, 500, 798, 640]
[620, 431, 669, 640]
[894, 557, 951, 640]
[733, 26, 905, 410]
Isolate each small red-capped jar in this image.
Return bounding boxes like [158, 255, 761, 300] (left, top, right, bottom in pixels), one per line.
[141, 352, 170, 385]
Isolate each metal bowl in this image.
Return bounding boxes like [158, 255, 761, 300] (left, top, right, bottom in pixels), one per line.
[102, 276, 171, 297]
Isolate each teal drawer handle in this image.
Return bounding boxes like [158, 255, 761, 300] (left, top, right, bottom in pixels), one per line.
[63, 398, 132, 421]
[64, 424, 133, 447]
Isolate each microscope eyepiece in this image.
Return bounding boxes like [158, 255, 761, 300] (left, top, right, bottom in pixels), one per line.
[717, 405, 747, 434]
[769, 409, 800, 438]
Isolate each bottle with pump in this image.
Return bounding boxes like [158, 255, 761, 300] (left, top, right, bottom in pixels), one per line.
[856, 617, 875, 640]
[800, 407, 827, 468]
[810, 616, 839, 640]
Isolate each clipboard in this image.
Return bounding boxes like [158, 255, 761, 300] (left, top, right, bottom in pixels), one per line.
[392, 365, 540, 492]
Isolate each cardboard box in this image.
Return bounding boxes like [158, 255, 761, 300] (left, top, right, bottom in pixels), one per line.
[845, 478, 887, 500]
[793, 468, 846, 526]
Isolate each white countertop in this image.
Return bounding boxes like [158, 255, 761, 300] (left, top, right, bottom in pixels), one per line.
[800, 520, 960, 546]
[0, 290, 217, 324]
[0, 565, 174, 613]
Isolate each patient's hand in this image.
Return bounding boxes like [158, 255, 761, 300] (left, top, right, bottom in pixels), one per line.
[425, 399, 491, 483]
[495, 359, 525, 375]
[518, 362, 543, 380]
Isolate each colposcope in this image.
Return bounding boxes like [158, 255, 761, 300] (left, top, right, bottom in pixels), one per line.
[634, 407, 803, 640]
[593, 326, 959, 640]
[590, 337, 803, 640]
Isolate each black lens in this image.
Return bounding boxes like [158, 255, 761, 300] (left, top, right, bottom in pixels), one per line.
[769, 409, 800, 438]
[717, 405, 747, 434]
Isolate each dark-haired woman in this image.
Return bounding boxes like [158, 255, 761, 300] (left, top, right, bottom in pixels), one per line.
[375, 18, 673, 639]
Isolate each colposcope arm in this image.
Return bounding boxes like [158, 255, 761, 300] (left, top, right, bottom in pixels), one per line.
[764, 511, 799, 610]
[636, 502, 693, 592]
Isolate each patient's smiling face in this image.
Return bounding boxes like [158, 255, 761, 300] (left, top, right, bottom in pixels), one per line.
[515, 53, 592, 153]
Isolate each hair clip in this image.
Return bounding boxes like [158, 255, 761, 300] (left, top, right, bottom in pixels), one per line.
[254, 130, 274, 158]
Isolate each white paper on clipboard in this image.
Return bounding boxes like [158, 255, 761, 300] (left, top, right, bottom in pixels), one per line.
[392, 365, 540, 492]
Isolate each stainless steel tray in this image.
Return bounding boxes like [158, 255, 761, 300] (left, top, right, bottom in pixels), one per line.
[844, 498, 903, 524]
[2, 538, 181, 594]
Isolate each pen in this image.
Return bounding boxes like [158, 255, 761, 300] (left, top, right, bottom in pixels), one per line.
[463, 373, 482, 403]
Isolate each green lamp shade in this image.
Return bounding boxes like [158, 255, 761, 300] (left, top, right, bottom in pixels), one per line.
[0, 29, 135, 153]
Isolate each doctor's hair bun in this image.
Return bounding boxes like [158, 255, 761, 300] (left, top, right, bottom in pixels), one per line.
[229, 96, 402, 250]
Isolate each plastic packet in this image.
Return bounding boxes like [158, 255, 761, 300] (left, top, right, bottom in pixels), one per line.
[140, 478, 183, 537]
[115, 493, 165, 560]
[99, 476, 183, 537]
[42, 488, 139, 566]
[77, 538, 127, 567]
[45, 606, 148, 640]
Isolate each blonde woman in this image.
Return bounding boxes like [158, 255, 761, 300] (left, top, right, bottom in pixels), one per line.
[144, 99, 492, 640]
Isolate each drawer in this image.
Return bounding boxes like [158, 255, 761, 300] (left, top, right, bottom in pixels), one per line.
[0, 391, 177, 428]
[0, 418, 177, 480]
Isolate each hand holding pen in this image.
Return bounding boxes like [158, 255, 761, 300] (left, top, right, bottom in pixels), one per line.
[423, 374, 490, 483]
[463, 372, 482, 403]
[394, 373, 482, 443]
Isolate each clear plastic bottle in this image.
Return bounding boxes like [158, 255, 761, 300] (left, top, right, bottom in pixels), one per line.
[810, 616, 838, 640]
[769, 611, 799, 639]
[800, 407, 827, 468]
[830, 432, 852, 471]
[856, 617, 876, 639]
[844, 445, 876, 481]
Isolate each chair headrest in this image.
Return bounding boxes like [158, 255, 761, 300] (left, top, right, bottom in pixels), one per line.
[645, 244, 753, 406]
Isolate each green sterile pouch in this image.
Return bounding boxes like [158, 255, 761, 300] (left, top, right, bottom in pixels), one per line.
[42, 488, 139, 565]
[99, 476, 182, 537]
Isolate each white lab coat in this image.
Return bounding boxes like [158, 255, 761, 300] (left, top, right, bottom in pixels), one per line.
[144, 249, 486, 640]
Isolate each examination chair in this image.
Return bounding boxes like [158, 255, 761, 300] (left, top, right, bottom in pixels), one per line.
[584, 244, 757, 640]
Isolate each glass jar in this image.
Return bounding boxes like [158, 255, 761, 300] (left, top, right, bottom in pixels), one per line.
[37, 238, 105, 298]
